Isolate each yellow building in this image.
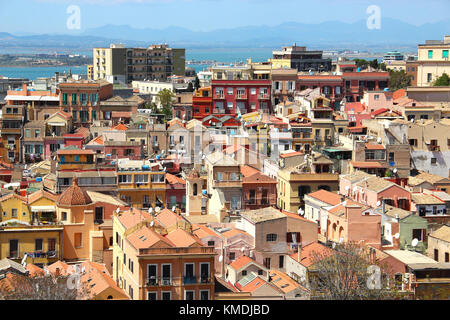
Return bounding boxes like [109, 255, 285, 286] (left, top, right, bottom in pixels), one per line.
[0, 225, 63, 268]
[268, 59, 291, 69]
[416, 35, 450, 86]
[277, 153, 339, 213]
[117, 160, 166, 209]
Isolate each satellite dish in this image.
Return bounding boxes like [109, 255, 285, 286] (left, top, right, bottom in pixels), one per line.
[150, 221, 154, 227]
[376, 201, 381, 207]
[394, 233, 400, 239]
[172, 206, 176, 212]
[241, 247, 245, 252]
[377, 137, 382, 143]
[345, 185, 350, 191]
[202, 155, 206, 160]
[116, 207, 120, 214]
[298, 208, 304, 216]
[393, 168, 398, 174]
[218, 255, 223, 262]
[411, 238, 419, 247]
[148, 207, 153, 214]
[332, 242, 336, 249]
[155, 207, 161, 213]
[339, 237, 344, 244]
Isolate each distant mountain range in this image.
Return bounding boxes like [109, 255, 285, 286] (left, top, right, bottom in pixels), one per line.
[1, 18, 449, 52]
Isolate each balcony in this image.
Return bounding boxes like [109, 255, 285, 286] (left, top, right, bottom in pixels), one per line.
[236, 94, 247, 100]
[213, 108, 225, 114]
[213, 180, 242, 188]
[139, 246, 215, 256]
[244, 197, 277, 206]
[146, 277, 159, 287]
[269, 132, 293, 140]
[161, 277, 172, 286]
[258, 94, 270, 100]
[213, 94, 225, 100]
[183, 276, 197, 284]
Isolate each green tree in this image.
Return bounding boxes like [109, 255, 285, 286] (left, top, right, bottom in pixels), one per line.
[156, 89, 176, 110]
[379, 63, 387, 71]
[194, 76, 200, 91]
[353, 59, 369, 70]
[309, 242, 407, 300]
[388, 69, 411, 91]
[369, 59, 379, 70]
[433, 73, 450, 86]
[186, 82, 194, 92]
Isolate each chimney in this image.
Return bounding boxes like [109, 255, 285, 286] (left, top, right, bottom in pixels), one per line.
[72, 177, 78, 187]
[297, 244, 302, 263]
[55, 267, 60, 277]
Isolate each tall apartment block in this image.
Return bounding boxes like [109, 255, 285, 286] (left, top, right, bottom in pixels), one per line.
[271, 44, 332, 72]
[93, 44, 186, 84]
[416, 35, 450, 86]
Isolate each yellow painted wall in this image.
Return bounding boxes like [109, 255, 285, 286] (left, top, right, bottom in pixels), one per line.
[0, 196, 31, 224]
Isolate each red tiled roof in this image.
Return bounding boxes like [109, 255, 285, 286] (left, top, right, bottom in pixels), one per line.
[112, 123, 128, 131]
[289, 242, 333, 267]
[280, 151, 303, 159]
[393, 89, 406, 100]
[351, 161, 386, 169]
[239, 277, 268, 293]
[57, 178, 92, 206]
[345, 102, 366, 114]
[240, 165, 260, 177]
[365, 143, 385, 150]
[282, 210, 316, 223]
[229, 256, 260, 271]
[306, 189, 343, 206]
[348, 126, 366, 132]
[243, 171, 276, 184]
[57, 149, 95, 155]
[165, 173, 186, 185]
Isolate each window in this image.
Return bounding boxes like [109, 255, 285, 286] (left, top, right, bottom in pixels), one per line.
[147, 264, 157, 285]
[207, 240, 215, 247]
[266, 233, 277, 242]
[162, 264, 172, 285]
[185, 290, 195, 300]
[147, 292, 157, 300]
[443, 50, 449, 59]
[74, 233, 82, 248]
[229, 252, 235, 261]
[431, 158, 437, 165]
[374, 94, 380, 100]
[446, 252, 449, 263]
[242, 270, 247, 276]
[250, 88, 256, 95]
[74, 155, 80, 162]
[200, 290, 209, 300]
[412, 229, 423, 241]
[258, 269, 263, 275]
[162, 292, 171, 300]
[62, 212, 67, 221]
[434, 249, 439, 261]
[25, 129, 30, 138]
[35, 239, 43, 251]
[11, 209, 17, 218]
[279, 255, 284, 268]
[151, 174, 164, 183]
[9, 240, 18, 258]
[264, 258, 271, 269]
[409, 139, 417, 147]
[62, 93, 68, 105]
[227, 87, 233, 95]
[216, 172, 223, 181]
[95, 207, 104, 222]
[427, 73, 432, 82]
[72, 93, 77, 104]
[389, 152, 395, 162]
[48, 239, 56, 252]
[135, 174, 149, 184]
[118, 175, 132, 183]
[227, 102, 233, 109]
[428, 50, 433, 59]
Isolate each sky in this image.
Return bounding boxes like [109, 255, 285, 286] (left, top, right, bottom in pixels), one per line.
[0, 0, 449, 35]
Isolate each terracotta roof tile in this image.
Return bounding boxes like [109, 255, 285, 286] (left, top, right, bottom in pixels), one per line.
[57, 178, 93, 206]
[306, 189, 342, 206]
[289, 242, 333, 267]
[165, 173, 186, 185]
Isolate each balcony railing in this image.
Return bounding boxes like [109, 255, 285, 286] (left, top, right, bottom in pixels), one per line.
[214, 93, 225, 99]
[183, 276, 197, 284]
[236, 94, 247, 100]
[258, 94, 270, 100]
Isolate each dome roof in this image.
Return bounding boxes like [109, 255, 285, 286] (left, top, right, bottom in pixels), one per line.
[57, 178, 92, 206]
[187, 168, 200, 179]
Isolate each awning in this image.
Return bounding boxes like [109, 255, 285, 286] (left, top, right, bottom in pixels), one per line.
[31, 205, 55, 213]
[47, 122, 65, 127]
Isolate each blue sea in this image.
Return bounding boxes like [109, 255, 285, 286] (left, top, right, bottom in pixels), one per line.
[0, 66, 87, 80]
[0, 48, 275, 80]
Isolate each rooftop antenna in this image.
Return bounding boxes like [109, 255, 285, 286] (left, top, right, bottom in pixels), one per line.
[150, 220, 154, 227]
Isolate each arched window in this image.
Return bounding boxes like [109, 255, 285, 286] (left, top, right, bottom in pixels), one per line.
[193, 183, 198, 196]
